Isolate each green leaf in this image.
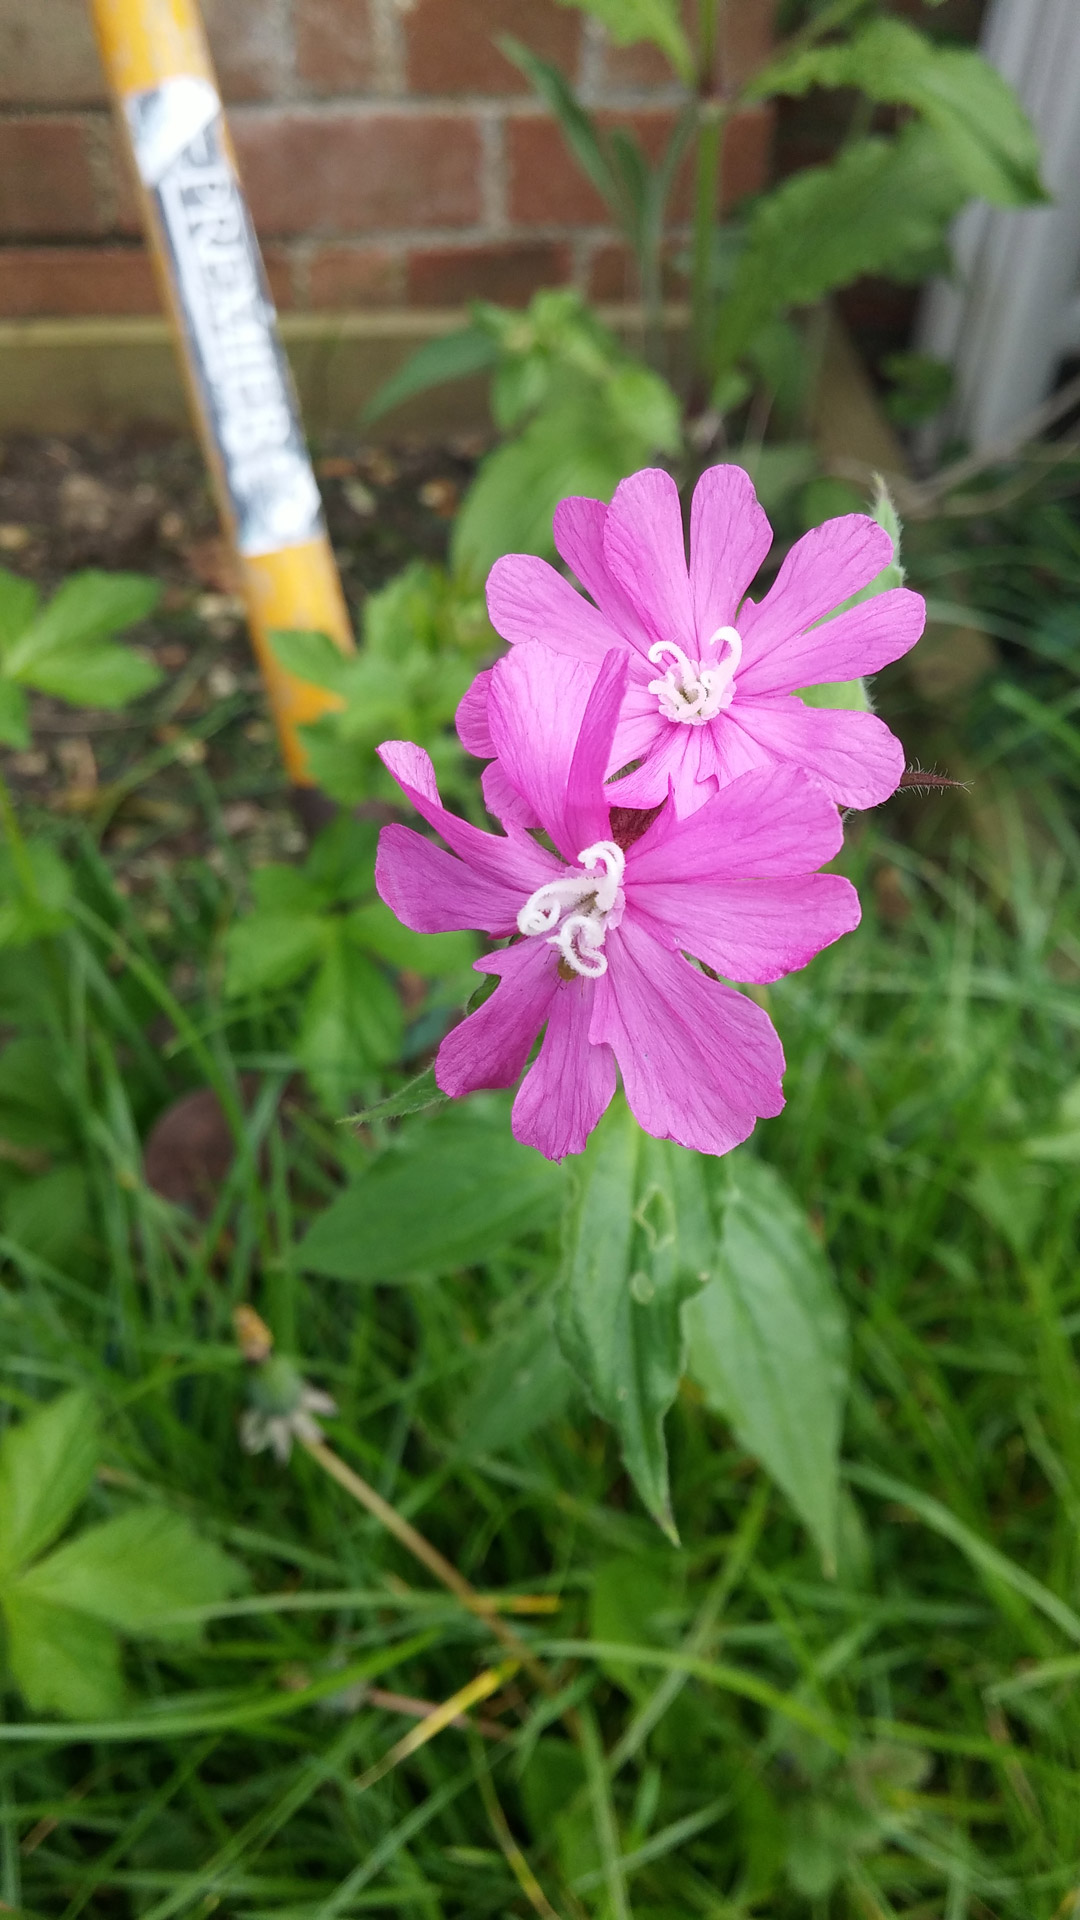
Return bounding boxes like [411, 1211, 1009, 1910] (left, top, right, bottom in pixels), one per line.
[295, 928, 403, 1112]
[0, 1388, 100, 1579]
[752, 18, 1046, 208]
[347, 1065, 448, 1128]
[0, 568, 39, 656]
[458, 1295, 575, 1455]
[556, 1100, 714, 1540]
[684, 1156, 849, 1570]
[269, 627, 353, 696]
[17, 642, 161, 708]
[453, 371, 680, 575]
[362, 327, 499, 426]
[17, 1506, 242, 1640]
[300, 1104, 566, 1281]
[0, 1037, 76, 1152]
[590, 1553, 679, 1697]
[550, 0, 694, 85]
[223, 910, 327, 998]
[500, 39, 622, 221]
[5, 571, 160, 676]
[713, 124, 966, 377]
[0, 678, 29, 749]
[2, 1590, 124, 1720]
[346, 900, 478, 979]
[0, 841, 73, 947]
[5, 1164, 91, 1270]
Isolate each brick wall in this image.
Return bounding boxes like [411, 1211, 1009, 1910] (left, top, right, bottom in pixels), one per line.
[0, 0, 774, 319]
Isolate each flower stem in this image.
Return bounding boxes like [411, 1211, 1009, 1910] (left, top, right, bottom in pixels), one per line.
[0, 765, 41, 907]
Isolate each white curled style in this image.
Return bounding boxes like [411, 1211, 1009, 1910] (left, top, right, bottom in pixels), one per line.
[647, 623, 742, 725]
[517, 840, 626, 979]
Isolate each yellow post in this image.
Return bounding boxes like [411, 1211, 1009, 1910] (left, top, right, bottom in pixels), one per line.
[89, 0, 354, 788]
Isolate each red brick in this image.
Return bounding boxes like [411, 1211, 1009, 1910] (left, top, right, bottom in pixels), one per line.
[507, 103, 771, 226]
[0, 245, 155, 315]
[721, 105, 774, 207]
[0, 0, 102, 108]
[407, 240, 571, 306]
[203, 0, 287, 101]
[307, 244, 401, 307]
[295, 0, 377, 96]
[507, 109, 681, 226]
[0, 118, 105, 237]
[0, 242, 294, 317]
[587, 240, 687, 303]
[404, 0, 580, 96]
[234, 111, 483, 235]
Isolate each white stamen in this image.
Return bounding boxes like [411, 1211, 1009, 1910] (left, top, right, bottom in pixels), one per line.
[647, 623, 742, 726]
[517, 839, 625, 979]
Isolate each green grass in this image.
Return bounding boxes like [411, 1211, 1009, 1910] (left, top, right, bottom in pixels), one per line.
[0, 764, 1078, 1919]
[3, 466, 1080, 1915]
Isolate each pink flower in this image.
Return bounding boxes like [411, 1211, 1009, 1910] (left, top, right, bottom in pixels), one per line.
[465, 463, 925, 818]
[375, 646, 861, 1162]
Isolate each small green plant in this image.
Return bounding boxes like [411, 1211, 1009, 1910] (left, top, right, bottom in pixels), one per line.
[0, 1389, 240, 1720]
[0, 567, 162, 749]
[223, 815, 477, 1113]
[362, 1, 1045, 568]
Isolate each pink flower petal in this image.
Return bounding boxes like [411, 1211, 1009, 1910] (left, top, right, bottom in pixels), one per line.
[456, 669, 495, 757]
[487, 646, 625, 862]
[602, 469, 696, 651]
[486, 553, 621, 660]
[553, 495, 654, 654]
[591, 916, 785, 1155]
[737, 587, 926, 697]
[376, 824, 523, 937]
[739, 515, 894, 673]
[630, 765, 845, 880]
[512, 979, 616, 1159]
[482, 759, 542, 833]
[604, 715, 691, 808]
[729, 698, 906, 809]
[378, 740, 558, 892]
[631, 874, 860, 982]
[689, 464, 773, 640]
[436, 943, 557, 1098]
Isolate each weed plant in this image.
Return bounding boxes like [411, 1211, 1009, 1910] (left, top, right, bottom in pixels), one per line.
[2, 710, 1079, 1915]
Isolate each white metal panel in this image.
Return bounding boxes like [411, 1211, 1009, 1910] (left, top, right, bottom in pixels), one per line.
[917, 0, 1080, 450]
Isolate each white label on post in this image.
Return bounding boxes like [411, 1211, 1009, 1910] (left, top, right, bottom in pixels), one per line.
[127, 78, 323, 558]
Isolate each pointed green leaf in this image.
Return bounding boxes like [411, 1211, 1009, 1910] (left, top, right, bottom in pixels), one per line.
[2, 1590, 124, 1720]
[17, 1506, 243, 1640]
[300, 1104, 565, 1281]
[223, 910, 327, 998]
[0, 1389, 100, 1579]
[714, 124, 966, 377]
[362, 327, 498, 426]
[752, 18, 1046, 207]
[269, 627, 354, 695]
[556, 1100, 714, 1539]
[458, 1296, 576, 1455]
[5, 571, 160, 675]
[346, 899, 478, 977]
[0, 678, 29, 748]
[549, 0, 694, 85]
[17, 642, 161, 708]
[500, 38, 623, 216]
[346, 1065, 448, 1128]
[296, 929, 403, 1112]
[684, 1156, 849, 1570]
[0, 568, 39, 655]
